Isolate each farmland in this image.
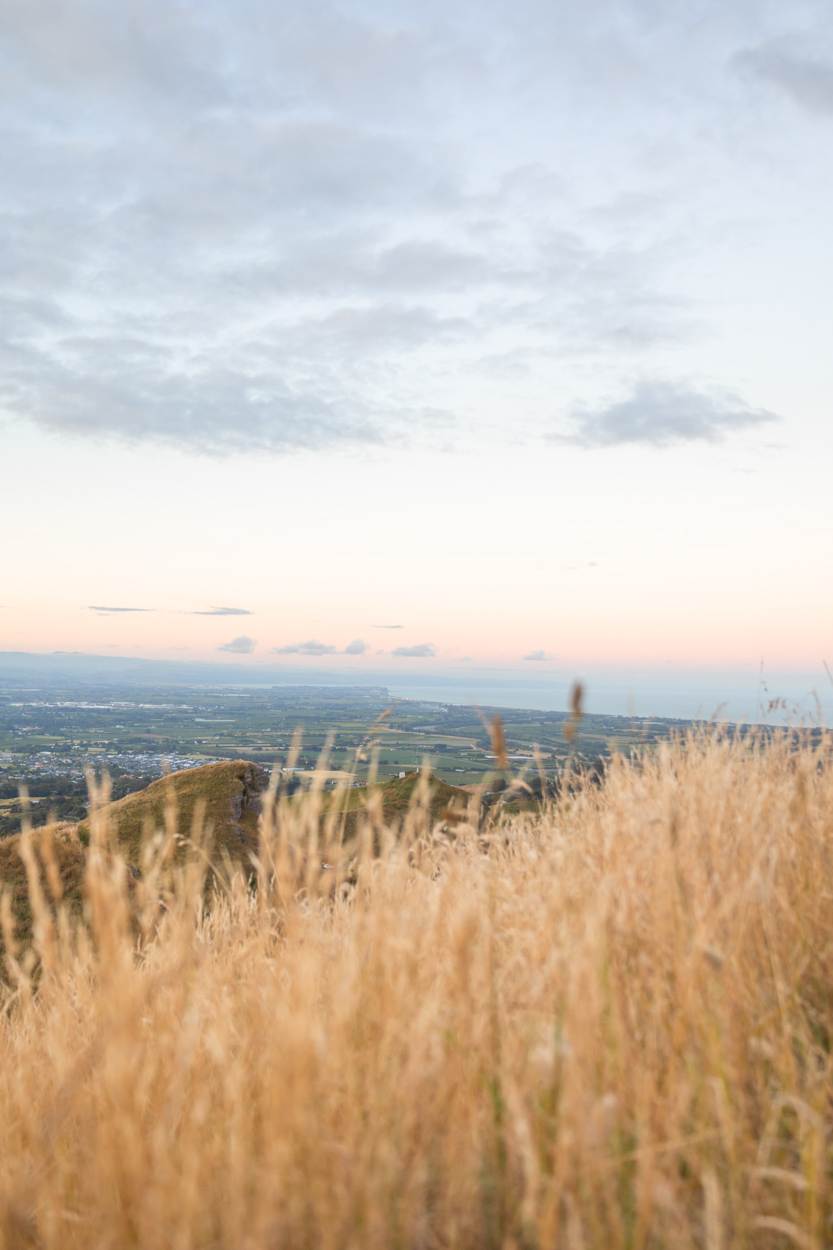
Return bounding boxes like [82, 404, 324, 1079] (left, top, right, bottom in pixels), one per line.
[0, 679, 695, 833]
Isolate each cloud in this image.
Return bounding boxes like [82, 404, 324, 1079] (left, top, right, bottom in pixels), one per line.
[0, 0, 725, 459]
[373, 624, 403, 630]
[273, 640, 337, 656]
[272, 638, 367, 655]
[523, 649, 552, 661]
[190, 606, 252, 616]
[5, 354, 386, 455]
[218, 635, 256, 654]
[559, 381, 779, 449]
[88, 605, 152, 614]
[735, 44, 833, 116]
[4, 0, 823, 487]
[392, 643, 437, 658]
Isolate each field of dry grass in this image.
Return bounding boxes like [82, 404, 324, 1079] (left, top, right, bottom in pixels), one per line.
[1, 729, 832, 1249]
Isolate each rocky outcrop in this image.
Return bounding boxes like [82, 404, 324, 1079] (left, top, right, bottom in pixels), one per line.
[228, 764, 270, 839]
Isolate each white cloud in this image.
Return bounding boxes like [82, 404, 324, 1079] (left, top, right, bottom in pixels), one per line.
[392, 643, 436, 657]
[191, 606, 252, 616]
[88, 604, 152, 614]
[273, 640, 337, 656]
[218, 635, 256, 654]
[343, 639, 367, 655]
[559, 381, 779, 449]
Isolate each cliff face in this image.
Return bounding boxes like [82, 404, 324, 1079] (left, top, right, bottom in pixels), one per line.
[227, 763, 270, 839]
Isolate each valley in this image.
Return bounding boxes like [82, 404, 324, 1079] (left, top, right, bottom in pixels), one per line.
[0, 678, 693, 833]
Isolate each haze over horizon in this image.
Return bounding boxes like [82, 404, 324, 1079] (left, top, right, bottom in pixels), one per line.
[1, 1, 831, 682]
[1, 647, 830, 724]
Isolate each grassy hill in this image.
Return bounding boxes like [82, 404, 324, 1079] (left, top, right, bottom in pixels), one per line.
[0, 823, 86, 955]
[3, 732, 833, 1248]
[76, 759, 269, 864]
[318, 770, 469, 840]
[1, 761, 268, 951]
[0, 763, 468, 949]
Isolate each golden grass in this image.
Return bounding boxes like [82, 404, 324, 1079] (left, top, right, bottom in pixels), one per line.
[1, 730, 832, 1249]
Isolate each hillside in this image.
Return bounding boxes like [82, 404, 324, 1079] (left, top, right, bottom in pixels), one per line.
[318, 770, 469, 841]
[0, 823, 86, 954]
[1, 761, 268, 951]
[76, 759, 269, 865]
[2, 732, 832, 1248]
[0, 763, 468, 948]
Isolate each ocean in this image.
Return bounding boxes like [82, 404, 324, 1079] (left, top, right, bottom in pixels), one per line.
[382, 669, 832, 724]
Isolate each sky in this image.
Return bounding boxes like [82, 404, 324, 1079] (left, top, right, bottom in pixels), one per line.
[1, 0, 831, 711]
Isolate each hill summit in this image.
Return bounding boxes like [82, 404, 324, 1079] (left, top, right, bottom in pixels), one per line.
[77, 759, 269, 862]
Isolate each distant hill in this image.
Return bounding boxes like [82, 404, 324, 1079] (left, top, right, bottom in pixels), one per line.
[0, 649, 390, 693]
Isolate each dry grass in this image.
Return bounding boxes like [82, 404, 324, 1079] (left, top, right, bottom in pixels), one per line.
[1, 730, 832, 1249]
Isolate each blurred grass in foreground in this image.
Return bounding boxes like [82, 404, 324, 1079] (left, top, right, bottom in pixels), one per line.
[1, 728, 833, 1249]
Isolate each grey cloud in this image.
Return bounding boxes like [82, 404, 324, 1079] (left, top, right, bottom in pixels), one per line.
[735, 44, 833, 116]
[373, 624, 403, 630]
[0, 1, 709, 457]
[343, 639, 367, 655]
[0, 0, 226, 106]
[361, 240, 496, 292]
[218, 635, 256, 654]
[559, 381, 779, 449]
[88, 605, 152, 614]
[0, 9, 468, 456]
[523, 649, 552, 661]
[1, 345, 386, 454]
[191, 606, 252, 616]
[1, 2, 812, 458]
[285, 304, 469, 352]
[273, 640, 337, 656]
[241, 237, 498, 301]
[392, 643, 437, 657]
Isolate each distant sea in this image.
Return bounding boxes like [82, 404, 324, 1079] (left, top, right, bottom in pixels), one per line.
[381, 670, 833, 725]
[1, 652, 829, 726]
